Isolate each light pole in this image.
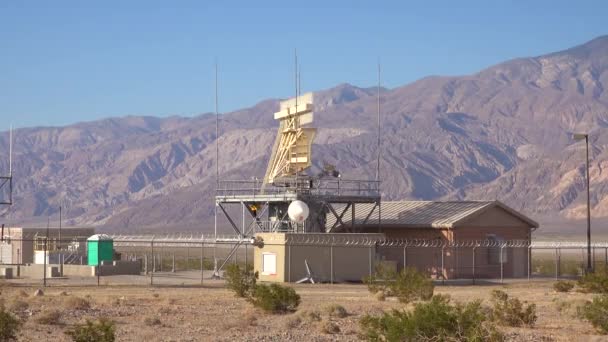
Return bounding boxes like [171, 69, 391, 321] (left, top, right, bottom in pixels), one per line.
[574, 133, 592, 273]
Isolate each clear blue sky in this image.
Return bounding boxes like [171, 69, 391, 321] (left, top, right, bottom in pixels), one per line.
[1, 1, 606, 128]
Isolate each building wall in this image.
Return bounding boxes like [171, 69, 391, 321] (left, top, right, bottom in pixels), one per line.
[453, 225, 530, 278]
[254, 233, 287, 282]
[1, 227, 95, 265]
[362, 206, 533, 279]
[254, 233, 384, 283]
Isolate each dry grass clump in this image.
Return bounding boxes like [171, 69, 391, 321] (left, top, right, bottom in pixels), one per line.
[490, 290, 537, 327]
[151, 293, 160, 299]
[143, 316, 162, 326]
[8, 299, 28, 313]
[324, 304, 348, 318]
[35, 309, 62, 325]
[364, 266, 434, 303]
[158, 306, 173, 315]
[374, 290, 386, 301]
[297, 310, 321, 323]
[17, 290, 29, 298]
[554, 280, 575, 293]
[243, 309, 258, 327]
[284, 315, 302, 329]
[319, 319, 340, 334]
[63, 296, 91, 310]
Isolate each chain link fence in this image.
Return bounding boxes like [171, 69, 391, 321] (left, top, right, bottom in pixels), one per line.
[0, 235, 606, 287]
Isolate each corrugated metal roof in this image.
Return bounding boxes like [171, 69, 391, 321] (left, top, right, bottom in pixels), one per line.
[327, 201, 538, 229]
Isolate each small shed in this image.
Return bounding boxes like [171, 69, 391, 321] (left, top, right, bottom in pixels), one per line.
[87, 234, 113, 266]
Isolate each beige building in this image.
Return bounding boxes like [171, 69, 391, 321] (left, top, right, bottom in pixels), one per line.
[0, 227, 95, 264]
[254, 233, 385, 283]
[253, 201, 538, 282]
[331, 200, 538, 279]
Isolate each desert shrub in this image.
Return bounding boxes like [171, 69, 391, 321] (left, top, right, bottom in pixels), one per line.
[325, 304, 348, 318]
[374, 291, 385, 301]
[364, 266, 434, 303]
[319, 320, 340, 334]
[65, 318, 115, 342]
[0, 306, 21, 341]
[249, 283, 300, 314]
[143, 316, 161, 327]
[578, 294, 608, 334]
[35, 309, 62, 325]
[225, 264, 258, 298]
[63, 297, 91, 310]
[554, 280, 575, 293]
[359, 294, 502, 342]
[490, 290, 536, 327]
[151, 293, 160, 299]
[578, 269, 608, 294]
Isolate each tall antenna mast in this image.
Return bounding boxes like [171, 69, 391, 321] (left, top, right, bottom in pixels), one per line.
[376, 62, 381, 183]
[8, 125, 12, 177]
[295, 49, 299, 187]
[215, 62, 219, 188]
[298, 65, 301, 97]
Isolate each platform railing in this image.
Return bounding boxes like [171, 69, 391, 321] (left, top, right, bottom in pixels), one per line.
[216, 178, 381, 198]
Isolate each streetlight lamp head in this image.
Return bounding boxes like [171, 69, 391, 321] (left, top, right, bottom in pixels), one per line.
[573, 133, 588, 141]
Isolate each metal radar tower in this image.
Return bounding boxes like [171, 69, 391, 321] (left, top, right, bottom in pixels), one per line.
[212, 55, 381, 276]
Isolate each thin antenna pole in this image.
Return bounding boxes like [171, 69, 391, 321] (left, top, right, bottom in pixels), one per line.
[376, 62, 381, 183]
[215, 62, 219, 188]
[214, 61, 219, 243]
[298, 65, 301, 97]
[9, 125, 12, 176]
[295, 49, 299, 187]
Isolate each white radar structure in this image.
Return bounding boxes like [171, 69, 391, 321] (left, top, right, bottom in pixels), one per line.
[288, 200, 309, 223]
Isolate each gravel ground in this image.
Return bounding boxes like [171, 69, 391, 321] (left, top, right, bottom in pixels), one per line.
[1, 279, 606, 341]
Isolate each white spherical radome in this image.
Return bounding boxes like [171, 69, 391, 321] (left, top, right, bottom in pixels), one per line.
[288, 200, 310, 223]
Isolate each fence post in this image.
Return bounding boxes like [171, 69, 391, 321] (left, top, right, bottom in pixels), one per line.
[472, 247, 476, 285]
[288, 244, 291, 282]
[554, 248, 558, 280]
[605, 247, 608, 272]
[369, 246, 373, 277]
[144, 254, 148, 275]
[150, 240, 154, 286]
[403, 246, 407, 270]
[201, 242, 204, 285]
[43, 237, 47, 287]
[441, 246, 445, 285]
[330, 244, 334, 284]
[528, 246, 532, 281]
[172, 254, 176, 273]
[558, 249, 561, 278]
[500, 246, 504, 283]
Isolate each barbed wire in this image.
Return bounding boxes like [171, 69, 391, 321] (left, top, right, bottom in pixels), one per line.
[103, 233, 608, 248]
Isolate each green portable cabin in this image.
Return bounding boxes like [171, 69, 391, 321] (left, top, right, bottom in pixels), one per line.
[87, 234, 114, 266]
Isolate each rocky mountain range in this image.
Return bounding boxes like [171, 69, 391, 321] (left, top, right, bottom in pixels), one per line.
[2, 35, 608, 235]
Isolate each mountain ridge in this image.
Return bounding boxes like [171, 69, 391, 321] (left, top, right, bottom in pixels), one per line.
[2, 36, 608, 235]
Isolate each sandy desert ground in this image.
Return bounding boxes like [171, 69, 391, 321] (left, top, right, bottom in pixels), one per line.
[1, 278, 607, 342]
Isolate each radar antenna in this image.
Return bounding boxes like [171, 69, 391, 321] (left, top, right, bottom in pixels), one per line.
[263, 52, 315, 186]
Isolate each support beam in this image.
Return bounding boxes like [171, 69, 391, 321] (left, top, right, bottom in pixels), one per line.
[326, 203, 351, 232]
[218, 203, 242, 237]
